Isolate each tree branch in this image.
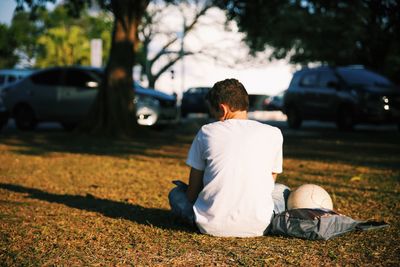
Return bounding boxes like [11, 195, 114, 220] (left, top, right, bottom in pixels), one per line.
[152, 51, 193, 82]
[149, 2, 213, 66]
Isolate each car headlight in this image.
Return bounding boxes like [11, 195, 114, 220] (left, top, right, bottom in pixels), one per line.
[382, 96, 390, 110]
[134, 95, 160, 107]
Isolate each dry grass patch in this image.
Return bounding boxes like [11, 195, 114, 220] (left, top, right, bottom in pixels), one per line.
[0, 124, 399, 265]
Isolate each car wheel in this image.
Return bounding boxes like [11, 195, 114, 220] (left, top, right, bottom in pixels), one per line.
[336, 106, 354, 131]
[61, 122, 78, 131]
[14, 105, 37, 131]
[286, 106, 302, 129]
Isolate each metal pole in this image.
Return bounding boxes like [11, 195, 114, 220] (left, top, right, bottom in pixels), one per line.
[180, 17, 185, 94]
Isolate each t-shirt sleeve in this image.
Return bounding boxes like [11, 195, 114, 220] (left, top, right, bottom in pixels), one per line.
[272, 130, 283, 174]
[186, 130, 206, 171]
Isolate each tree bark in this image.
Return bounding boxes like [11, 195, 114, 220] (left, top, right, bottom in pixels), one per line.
[80, 0, 149, 137]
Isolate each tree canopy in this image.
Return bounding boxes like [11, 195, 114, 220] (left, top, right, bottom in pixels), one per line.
[36, 6, 112, 67]
[7, 5, 112, 68]
[220, 0, 400, 84]
[0, 24, 19, 68]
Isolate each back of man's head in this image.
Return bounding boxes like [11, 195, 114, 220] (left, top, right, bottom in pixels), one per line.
[206, 79, 249, 112]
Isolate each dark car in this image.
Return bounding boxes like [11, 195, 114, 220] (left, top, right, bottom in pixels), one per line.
[181, 87, 271, 116]
[266, 90, 285, 111]
[283, 66, 400, 130]
[0, 66, 178, 130]
[0, 96, 8, 129]
[181, 87, 210, 117]
[248, 94, 271, 111]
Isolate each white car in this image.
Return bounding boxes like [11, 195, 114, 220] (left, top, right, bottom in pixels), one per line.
[0, 66, 178, 130]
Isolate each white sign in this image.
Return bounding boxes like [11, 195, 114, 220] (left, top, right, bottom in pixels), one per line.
[90, 39, 102, 67]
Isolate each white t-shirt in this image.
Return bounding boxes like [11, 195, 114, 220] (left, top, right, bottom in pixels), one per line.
[186, 119, 283, 237]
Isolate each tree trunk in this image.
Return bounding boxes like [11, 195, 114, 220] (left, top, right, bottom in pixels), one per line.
[80, 0, 149, 137]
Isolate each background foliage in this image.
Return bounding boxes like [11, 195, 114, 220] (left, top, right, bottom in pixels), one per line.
[221, 0, 400, 84]
[3, 4, 112, 68]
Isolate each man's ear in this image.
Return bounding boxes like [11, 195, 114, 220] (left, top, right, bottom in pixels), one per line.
[219, 103, 230, 119]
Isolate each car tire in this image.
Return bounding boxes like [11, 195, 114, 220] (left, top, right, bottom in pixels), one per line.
[286, 106, 302, 129]
[336, 106, 354, 131]
[14, 104, 37, 131]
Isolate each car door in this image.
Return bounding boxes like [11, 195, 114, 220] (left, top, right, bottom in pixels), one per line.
[29, 68, 63, 120]
[298, 71, 320, 118]
[316, 70, 340, 119]
[57, 68, 99, 121]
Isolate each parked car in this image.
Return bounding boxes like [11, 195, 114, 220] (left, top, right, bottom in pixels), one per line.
[181, 87, 271, 116]
[0, 69, 34, 92]
[0, 96, 8, 130]
[283, 66, 400, 130]
[181, 87, 210, 117]
[0, 66, 178, 130]
[248, 94, 271, 111]
[266, 90, 285, 111]
[134, 82, 178, 126]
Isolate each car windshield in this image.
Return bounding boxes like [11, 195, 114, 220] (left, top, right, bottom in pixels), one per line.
[336, 68, 393, 88]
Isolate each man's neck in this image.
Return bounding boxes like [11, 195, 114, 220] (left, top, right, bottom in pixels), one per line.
[221, 110, 248, 121]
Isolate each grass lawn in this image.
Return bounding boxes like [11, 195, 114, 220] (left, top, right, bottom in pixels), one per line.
[0, 121, 399, 266]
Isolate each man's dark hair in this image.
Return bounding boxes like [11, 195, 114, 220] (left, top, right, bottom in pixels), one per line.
[206, 79, 249, 112]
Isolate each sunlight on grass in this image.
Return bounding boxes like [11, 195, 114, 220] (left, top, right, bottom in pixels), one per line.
[0, 125, 399, 265]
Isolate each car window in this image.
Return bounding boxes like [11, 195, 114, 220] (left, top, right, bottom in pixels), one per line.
[8, 75, 16, 83]
[65, 69, 98, 88]
[187, 87, 209, 94]
[300, 73, 318, 87]
[337, 68, 393, 87]
[31, 69, 63, 85]
[318, 71, 338, 87]
[201, 87, 210, 94]
[188, 88, 201, 94]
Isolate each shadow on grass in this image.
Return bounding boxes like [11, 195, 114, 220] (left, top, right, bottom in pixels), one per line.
[0, 183, 197, 233]
[0, 128, 193, 159]
[1, 120, 400, 169]
[282, 129, 400, 170]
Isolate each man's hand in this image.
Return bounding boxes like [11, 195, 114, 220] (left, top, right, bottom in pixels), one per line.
[186, 167, 204, 203]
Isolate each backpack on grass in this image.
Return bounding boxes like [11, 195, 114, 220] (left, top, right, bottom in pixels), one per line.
[266, 208, 388, 240]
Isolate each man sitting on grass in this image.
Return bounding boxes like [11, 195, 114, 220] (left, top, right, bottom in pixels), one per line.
[169, 78, 286, 237]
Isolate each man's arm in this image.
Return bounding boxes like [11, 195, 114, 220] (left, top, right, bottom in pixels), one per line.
[186, 167, 204, 204]
[272, 173, 278, 181]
